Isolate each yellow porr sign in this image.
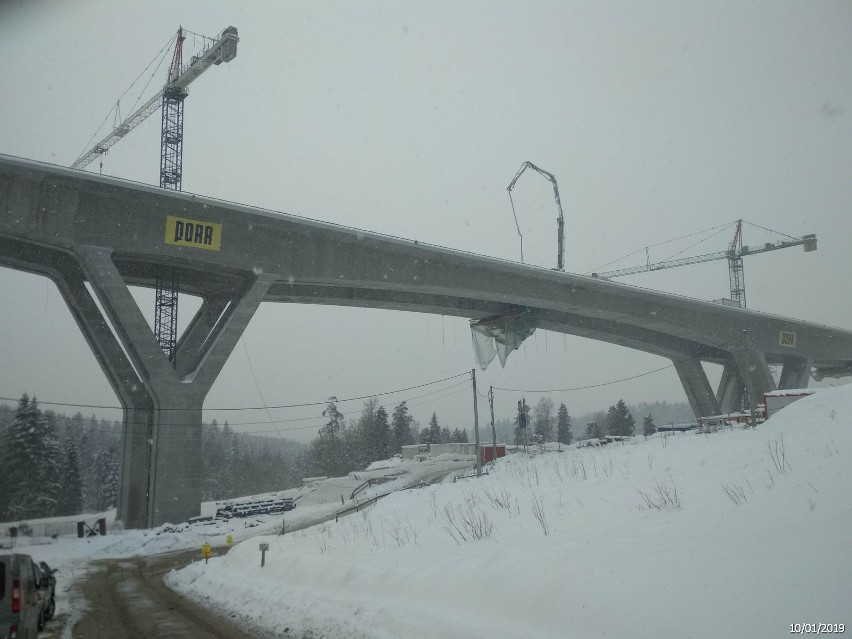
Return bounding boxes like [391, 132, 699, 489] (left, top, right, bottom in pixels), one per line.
[779, 331, 797, 348]
[165, 215, 222, 251]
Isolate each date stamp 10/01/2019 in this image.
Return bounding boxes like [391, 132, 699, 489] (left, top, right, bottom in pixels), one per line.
[790, 624, 845, 635]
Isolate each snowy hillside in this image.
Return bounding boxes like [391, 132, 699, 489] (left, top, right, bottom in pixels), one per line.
[167, 387, 852, 639]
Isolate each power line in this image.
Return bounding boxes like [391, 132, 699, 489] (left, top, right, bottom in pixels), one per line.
[493, 337, 748, 394]
[0, 371, 469, 413]
[0, 378, 471, 433]
[493, 362, 676, 393]
[13, 379, 473, 439]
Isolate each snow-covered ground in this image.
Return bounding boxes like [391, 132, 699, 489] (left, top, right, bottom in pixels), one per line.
[1, 455, 475, 635]
[168, 388, 852, 639]
[5, 389, 851, 638]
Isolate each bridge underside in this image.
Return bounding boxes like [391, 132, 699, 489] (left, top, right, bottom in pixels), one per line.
[2, 154, 850, 528]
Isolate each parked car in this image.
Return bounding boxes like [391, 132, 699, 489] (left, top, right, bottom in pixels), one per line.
[34, 560, 57, 627]
[0, 553, 42, 639]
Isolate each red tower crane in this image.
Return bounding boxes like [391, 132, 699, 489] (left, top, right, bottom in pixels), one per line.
[71, 26, 239, 364]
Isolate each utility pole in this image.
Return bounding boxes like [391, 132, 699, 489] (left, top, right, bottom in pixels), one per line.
[489, 386, 497, 465]
[743, 329, 758, 427]
[471, 369, 481, 477]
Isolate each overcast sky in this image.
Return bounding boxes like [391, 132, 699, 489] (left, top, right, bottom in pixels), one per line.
[1, 1, 851, 442]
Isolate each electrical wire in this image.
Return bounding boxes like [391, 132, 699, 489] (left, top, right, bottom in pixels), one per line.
[239, 337, 289, 447]
[493, 362, 676, 393]
[0, 378, 471, 431]
[11, 379, 474, 439]
[0, 371, 469, 413]
[493, 335, 751, 394]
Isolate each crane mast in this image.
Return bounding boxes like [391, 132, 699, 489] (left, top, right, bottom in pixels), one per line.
[154, 28, 188, 364]
[727, 219, 746, 308]
[71, 26, 239, 366]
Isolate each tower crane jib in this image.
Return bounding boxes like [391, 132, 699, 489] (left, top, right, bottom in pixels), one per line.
[592, 219, 817, 309]
[70, 26, 239, 171]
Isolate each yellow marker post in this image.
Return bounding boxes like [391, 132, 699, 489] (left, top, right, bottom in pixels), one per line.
[225, 534, 234, 547]
[201, 542, 212, 564]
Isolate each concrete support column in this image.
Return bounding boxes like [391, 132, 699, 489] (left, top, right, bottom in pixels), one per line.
[76, 246, 274, 526]
[778, 356, 810, 390]
[28, 252, 154, 528]
[716, 364, 742, 414]
[673, 357, 720, 418]
[731, 349, 777, 410]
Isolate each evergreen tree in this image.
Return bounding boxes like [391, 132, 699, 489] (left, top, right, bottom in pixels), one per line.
[533, 397, 555, 443]
[354, 398, 379, 469]
[643, 414, 657, 437]
[605, 399, 635, 437]
[390, 401, 415, 453]
[584, 421, 603, 440]
[557, 402, 573, 445]
[57, 439, 83, 516]
[513, 401, 531, 446]
[421, 412, 442, 444]
[201, 421, 226, 500]
[41, 411, 63, 511]
[1, 395, 61, 519]
[218, 422, 242, 498]
[450, 428, 469, 443]
[92, 445, 120, 510]
[491, 417, 515, 445]
[318, 397, 345, 477]
[374, 405, 390, 461]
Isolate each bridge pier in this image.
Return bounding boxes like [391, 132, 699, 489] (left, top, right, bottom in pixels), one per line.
[731, 349, 777, 415]
[73, 247, 273, 528]
[49, 257, 155, 528]
[673, 358, 721, 418]
[779, 355, 810, 389]
[715, 364, 744, 414]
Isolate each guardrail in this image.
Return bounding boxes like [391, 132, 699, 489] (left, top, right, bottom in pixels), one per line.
[335, 494, 387, 523]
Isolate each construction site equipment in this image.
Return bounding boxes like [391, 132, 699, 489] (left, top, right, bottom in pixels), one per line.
[592, 219, 816, 309]
[71, 26, 238, 365]
[70, 27, 238, 171]
[507, 161, 566, 271]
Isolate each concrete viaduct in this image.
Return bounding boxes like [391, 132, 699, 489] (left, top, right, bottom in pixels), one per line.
[2, 154, 851, 529]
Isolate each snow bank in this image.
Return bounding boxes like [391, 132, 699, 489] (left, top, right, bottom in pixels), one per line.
[167, 385, 852, 639]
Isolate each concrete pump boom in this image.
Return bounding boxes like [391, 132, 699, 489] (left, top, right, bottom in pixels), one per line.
[507, 161, 566, 271]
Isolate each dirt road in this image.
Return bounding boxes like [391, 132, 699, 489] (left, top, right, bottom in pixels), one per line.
[66, 468, 468, 638]
[71, 547, 285, 639]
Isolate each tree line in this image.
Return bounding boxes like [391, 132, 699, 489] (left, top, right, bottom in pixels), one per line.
[306, 398, 469, 479]
[0, 394, 307, 523]
[0, 394, 119, 522]
[0, 389, 688, 524]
